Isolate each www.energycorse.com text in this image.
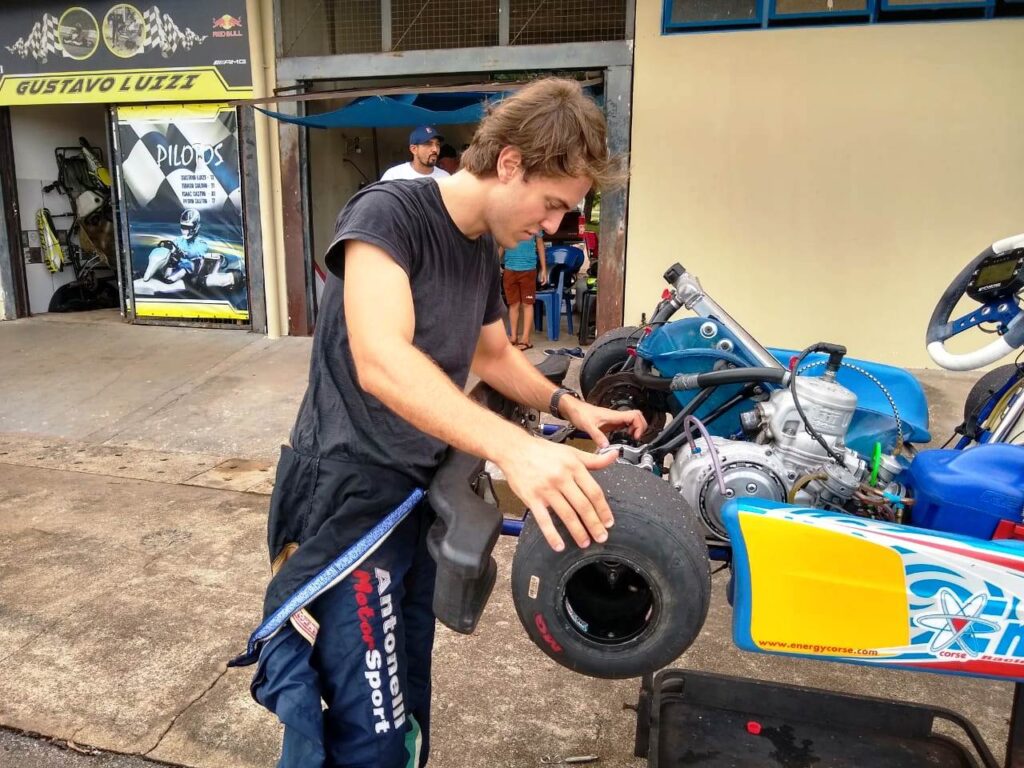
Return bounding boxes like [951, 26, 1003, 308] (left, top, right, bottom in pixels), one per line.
[761, 639, 880, 656]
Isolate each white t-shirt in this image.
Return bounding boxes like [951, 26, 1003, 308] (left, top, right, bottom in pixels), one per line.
[380, 162, 450, 182]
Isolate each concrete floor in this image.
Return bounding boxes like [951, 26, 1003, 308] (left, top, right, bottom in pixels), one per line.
[0, 728, 167, 768]
[0, 311, 308, 458]
[0, 309, 1013, 767]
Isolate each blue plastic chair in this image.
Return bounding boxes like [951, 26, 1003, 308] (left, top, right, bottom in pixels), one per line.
[534, 245, 585, 341]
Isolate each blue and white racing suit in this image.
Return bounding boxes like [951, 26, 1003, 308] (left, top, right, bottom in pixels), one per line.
[172, 235, 210, 275]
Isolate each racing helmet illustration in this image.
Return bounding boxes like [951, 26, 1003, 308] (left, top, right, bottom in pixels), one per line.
[180, 208, 201, 239]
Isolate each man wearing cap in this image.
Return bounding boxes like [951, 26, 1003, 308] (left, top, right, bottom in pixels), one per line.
[381, 126, 450, 181]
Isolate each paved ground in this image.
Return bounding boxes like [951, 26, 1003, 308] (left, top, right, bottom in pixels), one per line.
[0, 728, 170, 767]
[0, 310, 1013, 767]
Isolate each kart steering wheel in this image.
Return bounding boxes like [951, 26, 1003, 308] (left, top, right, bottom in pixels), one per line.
[926, 233, 1024, 371]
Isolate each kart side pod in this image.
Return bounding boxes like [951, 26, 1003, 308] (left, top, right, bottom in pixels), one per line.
[723, 499, 1024, 683]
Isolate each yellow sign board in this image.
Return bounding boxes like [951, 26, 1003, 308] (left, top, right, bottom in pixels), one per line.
[0, 67, 250, 105]
[0, 2, 253, 106]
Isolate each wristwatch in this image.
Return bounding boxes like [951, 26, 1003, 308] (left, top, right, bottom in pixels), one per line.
[549, 387, 582, 420]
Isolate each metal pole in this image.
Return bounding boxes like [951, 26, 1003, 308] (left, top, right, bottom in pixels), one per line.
[106, 105, 129, 321]
[1007, 682, 1024, 767]
[596, 64, 634, 336]
[499, 0, 510, 46]
[239, 105, 266, 333]
[382, 0, 392, 52]
[372, 127, 382, 180]
[0, 167, 16, 320]
[276, 87, 313, 336]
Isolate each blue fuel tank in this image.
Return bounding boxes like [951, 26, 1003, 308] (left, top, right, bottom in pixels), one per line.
[905, 444, 1024, 539]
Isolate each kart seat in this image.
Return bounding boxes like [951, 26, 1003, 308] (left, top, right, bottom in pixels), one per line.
[535, 352, 570, 385]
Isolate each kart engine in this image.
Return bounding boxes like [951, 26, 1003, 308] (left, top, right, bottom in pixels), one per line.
[668, 374, 906, 540]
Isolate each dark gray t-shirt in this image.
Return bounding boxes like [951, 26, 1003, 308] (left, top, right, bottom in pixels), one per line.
[289, 178, 504, 485]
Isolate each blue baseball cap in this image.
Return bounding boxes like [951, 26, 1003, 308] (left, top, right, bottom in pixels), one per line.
[409, 125, 443, 145]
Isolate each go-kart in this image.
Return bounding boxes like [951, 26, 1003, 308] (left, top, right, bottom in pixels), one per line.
[42, 137, 120, 312]
[133, 240, 244, 296]
[625, 495, 1024, 767]
[232, 235, 1024, 765]
[425, 233, 1024, 684]
[420, 234, 1024, 765]
[560, 234, 1023, 549]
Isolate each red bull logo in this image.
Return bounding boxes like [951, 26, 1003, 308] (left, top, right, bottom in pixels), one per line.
[212, 15, 243, 37]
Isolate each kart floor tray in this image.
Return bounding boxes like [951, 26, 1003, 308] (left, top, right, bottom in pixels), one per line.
[646, 669, 987, 767]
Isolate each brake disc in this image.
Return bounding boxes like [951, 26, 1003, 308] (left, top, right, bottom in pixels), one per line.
[586, 372, 667, 443]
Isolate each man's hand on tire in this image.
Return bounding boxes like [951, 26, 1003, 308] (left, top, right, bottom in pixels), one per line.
[494, 436, 618, 552]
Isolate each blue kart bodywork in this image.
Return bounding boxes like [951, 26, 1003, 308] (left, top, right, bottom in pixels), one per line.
[638, 316, 931, 457]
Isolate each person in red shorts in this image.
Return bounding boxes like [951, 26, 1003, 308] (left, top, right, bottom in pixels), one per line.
[501, 234, 547, 350]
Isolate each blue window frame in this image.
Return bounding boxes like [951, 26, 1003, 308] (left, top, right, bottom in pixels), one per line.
[770, 0, 872, 20]
[664, 0, 1005, 30]
[662, 0, 763, 30]
[879, 0, 990, 11]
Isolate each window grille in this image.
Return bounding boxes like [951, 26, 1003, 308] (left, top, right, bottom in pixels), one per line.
[508, 0, 627, 45]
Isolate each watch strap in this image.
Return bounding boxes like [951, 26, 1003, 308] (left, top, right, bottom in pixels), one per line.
[549, 387, 581, 420]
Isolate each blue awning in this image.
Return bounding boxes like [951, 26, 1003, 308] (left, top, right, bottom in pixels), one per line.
[257, 91, 505, 129]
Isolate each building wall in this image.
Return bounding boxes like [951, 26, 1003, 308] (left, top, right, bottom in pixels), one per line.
[626, 10, 1024, 368]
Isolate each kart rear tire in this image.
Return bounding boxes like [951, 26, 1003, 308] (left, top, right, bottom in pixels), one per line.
[48, 280, 119, 313]
[579, 326, 641, 399]
[510, 463, 710, 679]
[963, 363, 1021, 425]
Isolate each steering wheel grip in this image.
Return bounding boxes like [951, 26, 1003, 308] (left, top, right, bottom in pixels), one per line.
[926, 234, 1024, 371]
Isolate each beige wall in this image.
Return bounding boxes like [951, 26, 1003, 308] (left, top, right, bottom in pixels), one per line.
[627, 9, 1024, 368]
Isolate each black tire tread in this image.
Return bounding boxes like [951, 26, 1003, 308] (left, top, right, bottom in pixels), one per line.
[580, 325, 642, 398]
[511, 463, 710, 679]
[963, 363, 1020, 423]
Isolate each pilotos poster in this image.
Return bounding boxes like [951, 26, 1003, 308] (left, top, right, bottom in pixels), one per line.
[0, 1, 252, 105]
[117, 102, 248, 321]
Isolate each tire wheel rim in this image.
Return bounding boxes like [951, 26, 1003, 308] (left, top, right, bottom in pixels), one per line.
[560, 555, 659, 646]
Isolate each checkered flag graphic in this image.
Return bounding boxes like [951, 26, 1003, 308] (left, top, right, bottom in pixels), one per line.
[118, 109, 241, 214]
[142, 6, 208, 57]
[5, 14, 61, 63]
[6, 7, 206, 63]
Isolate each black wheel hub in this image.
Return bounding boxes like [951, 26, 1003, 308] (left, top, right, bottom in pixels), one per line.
[562, 556, 657, 645]
[587, 372, 667, 442]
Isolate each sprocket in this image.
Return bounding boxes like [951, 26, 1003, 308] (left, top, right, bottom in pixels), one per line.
[587, 372, 667, 443]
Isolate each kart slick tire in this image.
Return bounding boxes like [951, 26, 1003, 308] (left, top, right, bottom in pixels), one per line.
[510, 463, 710, 679]
[48, 279, 119, 313]
[579, 326, 641, 399]
[963, 363, 1021, 426]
